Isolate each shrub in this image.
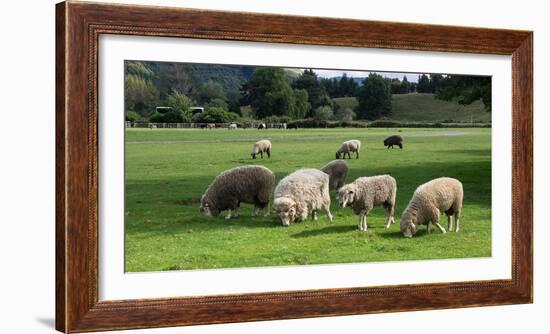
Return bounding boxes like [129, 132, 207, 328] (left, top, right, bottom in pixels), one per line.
[196, 107, 239, 123]
[150, 111, 185, 123]
[313, 106, 334, 121]
[125, 111, 142, 122]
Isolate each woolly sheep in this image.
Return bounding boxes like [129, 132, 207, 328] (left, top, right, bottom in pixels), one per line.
[199, 165, 275, 219]
[384, 135, 404, 149]
[273, 169, 333, 226]
[258, 123, 266, 130]
[338, 175, 397, 231]
[336, 139, 361, 159]
[251, 139, 272, 159]
[320, 159, 349, 190]
[228, 123, 237, 130]
[400, 177, 463, 238]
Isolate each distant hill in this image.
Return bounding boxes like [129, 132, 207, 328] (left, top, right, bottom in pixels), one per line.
[184, 63, 251, 98]
[333, 93, 490, 123]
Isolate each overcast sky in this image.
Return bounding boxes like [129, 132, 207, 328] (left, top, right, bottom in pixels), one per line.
[306, 69, 421, 82]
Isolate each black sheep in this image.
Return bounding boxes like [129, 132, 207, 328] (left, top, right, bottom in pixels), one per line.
[384, 135, 404, 149]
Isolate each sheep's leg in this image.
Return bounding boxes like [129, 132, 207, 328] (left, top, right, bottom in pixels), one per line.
[426, 224, 431, 234]
[455, 212, 461, 232]
[447, 215, 453, 231]
[260, 151, 263, 159]
[355, 151, 359, 159]
[233, 206, 240, 218]
[252, 206, 260, 216]
[358, 213, 364, 231]
[263, 204, 270, 217]
[324, 204, 333, 222]
[225, 209, 232, 220]
[434, 222, 447, 234]
[312, 210, 318, 221]
[384, 203, 395, 228]
[267, 149, 271, 158]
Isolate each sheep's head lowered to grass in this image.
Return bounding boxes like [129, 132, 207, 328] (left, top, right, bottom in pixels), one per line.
[199, 195, 219, 217]
[337, 183, 357, 208]
[400, 212, 418, 238]
[272, 197, 297, 226]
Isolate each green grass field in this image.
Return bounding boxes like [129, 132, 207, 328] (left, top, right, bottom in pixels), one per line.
[333, 93, 491, 123]
[125, 127, 491, 272]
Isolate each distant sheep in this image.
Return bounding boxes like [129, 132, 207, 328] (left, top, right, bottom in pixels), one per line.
[338, 175, 397, 231]
[273, 169, 333, 226]
[384, 135, 404, 149]
[400, 177, 463, 238]
[206, 123, 215, 130]
[336, 139, 361, 159]
[258, 123, 266, 130]
[228, 123, 237, 130]
[149, 124, 157, 129]
[320, 160, 349, 190]
[287, 123, 298, 130]
[199, 165, 275, 219]
[251, 139, 272, 159]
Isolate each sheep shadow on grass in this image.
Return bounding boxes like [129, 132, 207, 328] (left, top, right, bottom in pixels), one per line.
[290, 224, 357, 238]
[379, 228, 438, 240]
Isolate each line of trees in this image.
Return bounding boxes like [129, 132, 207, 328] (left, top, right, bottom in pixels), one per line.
[125, 60, 491, 124]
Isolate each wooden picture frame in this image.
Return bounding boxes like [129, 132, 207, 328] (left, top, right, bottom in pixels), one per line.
[56, 1, 533, 332]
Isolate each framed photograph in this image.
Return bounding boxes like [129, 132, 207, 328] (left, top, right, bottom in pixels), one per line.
[56, 1, 532, 332]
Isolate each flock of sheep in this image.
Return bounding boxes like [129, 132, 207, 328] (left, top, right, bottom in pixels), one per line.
[199, 135, 463, 238]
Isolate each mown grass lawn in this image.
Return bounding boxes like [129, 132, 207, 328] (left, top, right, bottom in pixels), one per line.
[125, 127, 491, 272]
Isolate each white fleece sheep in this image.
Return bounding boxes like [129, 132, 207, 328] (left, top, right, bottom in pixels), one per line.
[338, 175, 397, 231]
[273, 169, 333, 226]
[228, 123, 237, 130]
[200, 165, 275, 219]
[320, 159, 349, 190]
[336, 139, 361, 159]
[251, 139, 272, 159]
[400, 177, 463, 238]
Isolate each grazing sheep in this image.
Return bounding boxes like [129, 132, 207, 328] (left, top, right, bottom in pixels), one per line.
[338, 175, 397, 231]
[149, 123, 157, 130]
[273, 169, 333, 226]
[228, 123, 238, 130]
[336, 139, 361, 159]
[251, 139, 272, 159]
[258, 123, 267, 130]
[400, 177, 463, 238]
[206, 123, 215, 130]
[199, 165, 275, 219]
[320, 160, 349, 190]
[384, 135, 404, 149]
